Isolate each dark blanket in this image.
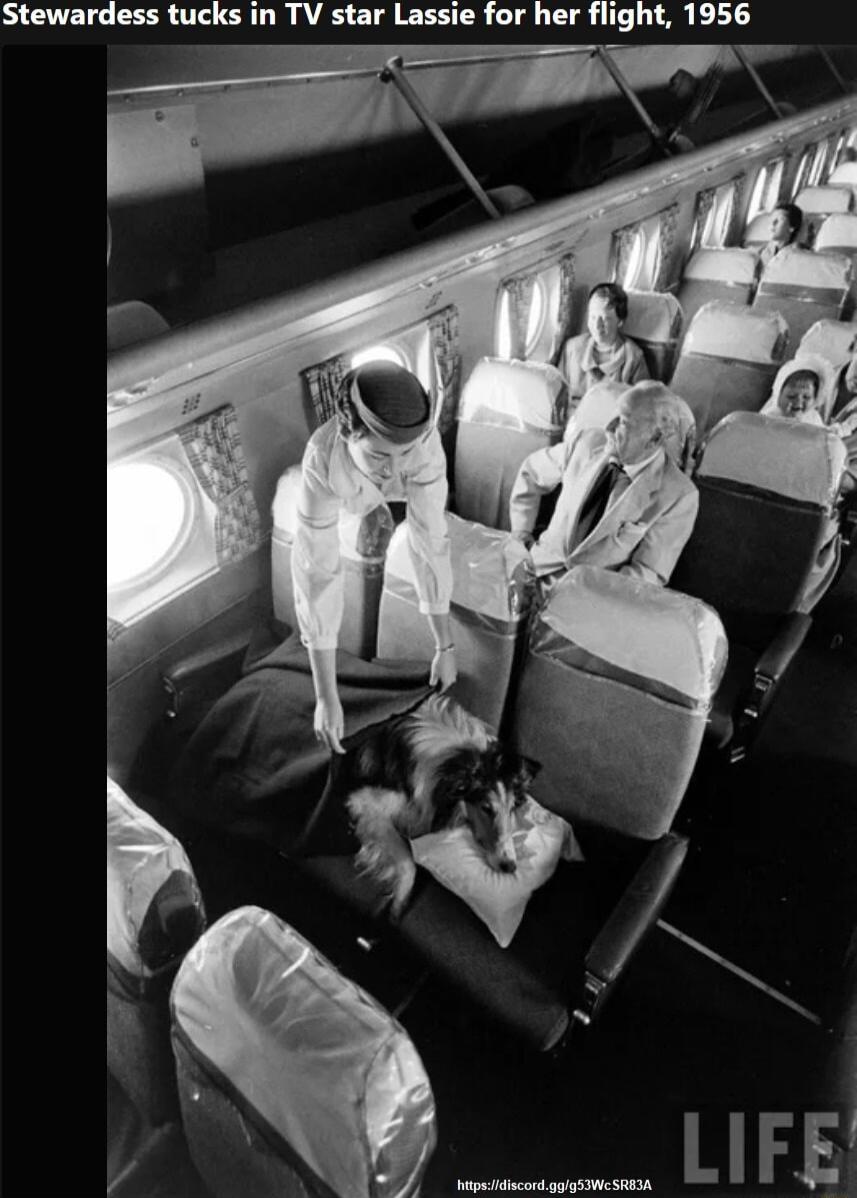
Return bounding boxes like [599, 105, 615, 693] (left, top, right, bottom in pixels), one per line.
[167, 632, 433, 851]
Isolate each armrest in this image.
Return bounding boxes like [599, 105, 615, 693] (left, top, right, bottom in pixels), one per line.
[573, 832, 689, 1028]
[162, 631, 251, 723]
[729, 612, 812, 764]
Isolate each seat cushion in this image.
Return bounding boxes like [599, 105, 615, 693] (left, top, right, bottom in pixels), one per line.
[298, 846, 636, 1052]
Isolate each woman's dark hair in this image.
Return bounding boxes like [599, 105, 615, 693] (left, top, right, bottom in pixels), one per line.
[588, 282, 629, 322]
[775, 202, 803, 242]
[335, 368, 367, 439]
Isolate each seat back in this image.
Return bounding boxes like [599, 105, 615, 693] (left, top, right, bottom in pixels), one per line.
[271, 464, 394, 659]
[172, 906, 436, 1198]
[798, 318, 857, 367]
[107, 777, 206, 1125]
[827, 161, 857, 206]
[671, 412, 846, 630]
[454, 357, 567, 530]
[564, 379, 628, 436]
[794, 185, 854, 245]
[624, 290, 684, 380]
[743, 212, 775, 248]
[677, 247, 758, 334]
[377, 514, 532, 731]
[107, 301, 169, 352]
[510, 566, 726, 839]
[814, 213, 857, 287]
[669, 301, 789, 437]
[753, 247, 853, 348]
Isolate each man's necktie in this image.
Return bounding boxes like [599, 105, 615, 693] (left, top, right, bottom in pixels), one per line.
[574, 460, 626, 547]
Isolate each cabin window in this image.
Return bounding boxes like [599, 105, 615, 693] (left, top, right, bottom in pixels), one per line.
[495, 275, 547, 360]
[791, 145, 816, 199]
[808, 139, 832, 187]
[107, 434, 219, 626]
[828, 131, 847, 178]
[746, 158, 786, 224]
[351, 344, 409, 371]
[617, 216, 662, 291]
[692, 180, 738, 251]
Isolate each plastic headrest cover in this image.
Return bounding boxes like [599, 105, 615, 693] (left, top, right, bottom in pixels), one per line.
[794, 186, 853, 214]
[624, 290, 683, 341]
[758, 247, 853, 290]
[698, 411, 846, 507]
[799, 319, 857, 367]
[536, 565, 727, 705]
[272, 464, 391, 561]
[107, 776, 204, 978]
[385, 514, 531, 623]
[814, 213, 857, 251]
[744, 212, 774, 246]
[829, 162, 857, 185]
[681, 247, 759, 285]
[458, 357, 566, 432]
[567, 380, 628, 434]
[681, 301, 788, 365]
[172, 907, 436, 1198]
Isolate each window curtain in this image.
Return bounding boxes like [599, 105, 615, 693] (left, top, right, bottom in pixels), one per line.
[107, 615, 126, 642]
[692, 187, 715, 252]
[550, 253, 576, 366]
[428, 304, 462, 435]
[301, 353, 349, 427]
[502, 271, 536, 360]
[611, 221, 640, 286]
[654, 201, 682, 292]
[726, 173, 746, 245]
[179, 404, 262, 567]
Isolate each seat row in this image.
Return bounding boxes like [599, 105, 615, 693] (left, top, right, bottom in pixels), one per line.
[107, 776, 437, 1198]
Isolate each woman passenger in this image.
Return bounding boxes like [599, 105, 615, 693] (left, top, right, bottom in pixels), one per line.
[293, 361, 455, 755]
[756, 202, 803, 274]
[559, 282, 649, 409]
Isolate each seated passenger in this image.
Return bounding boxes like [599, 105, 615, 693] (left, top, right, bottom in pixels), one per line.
[509, 380, 699, 589]
[559, 282, 649, 407]
[760, 355, 833, 428]
[755, 202, 804, 274]
[293, 361, 455, 754]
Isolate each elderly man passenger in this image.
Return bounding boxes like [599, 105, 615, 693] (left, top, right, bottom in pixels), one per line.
[509, 380, 699, 589]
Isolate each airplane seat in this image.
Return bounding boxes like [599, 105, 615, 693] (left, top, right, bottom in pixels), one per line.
[294, 566, 725, 1052]
[623, 290, 684, 380]
[793, 185, 854, 246]
[171, 906, 437, 1198]
[676, 247, 759, 335]
[376, 514, 533, 732]
[752, 247, 853, 349]
[798, 319, 857, 420]
[107, 776, 206, 1127]
[813, 214, 857, 316]
[671, 412, 846, 756]
[453, 356, 567, 530]
[743, 211, 775, 249]
[668, 301, 789, 438]
[271, 464, 394, 660]
[827, 160, 857, 207]
[107, 301, 170, 352]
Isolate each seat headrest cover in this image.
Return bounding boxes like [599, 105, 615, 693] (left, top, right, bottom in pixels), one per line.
[757, 247, 852, 290]
[624, 290, 683, 341]
[107, 776, 204, 978]
[799, 319, 857, 367]
[271, 464, 303, 535]
[172, 907, 436, 1198]
[385, 514, 532, 624]
[566, 380, 628, 434]
[681, 301, 788, 364]
[458, 357, 566, 433]
[698, 411, 846, 507]
[829, 161, 857, 184]
[534, 566, 727, 707]
[794, 186, 853, 215]
[814, 213, 857, 252]
[681, 247, 759, 285]
[743, 212, 774, 246]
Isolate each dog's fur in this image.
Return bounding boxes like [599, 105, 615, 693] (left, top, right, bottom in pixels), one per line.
[344, 694, 538, 917]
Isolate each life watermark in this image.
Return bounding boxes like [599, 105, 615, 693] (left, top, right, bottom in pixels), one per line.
[683, 1110, 848, 1188]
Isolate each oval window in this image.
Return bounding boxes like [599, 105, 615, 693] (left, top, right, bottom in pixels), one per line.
[495, 277, 546, 359]
[107, 460, 193, 590]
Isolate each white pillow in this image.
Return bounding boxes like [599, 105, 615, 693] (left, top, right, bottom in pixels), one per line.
[410, 796, 584, 948]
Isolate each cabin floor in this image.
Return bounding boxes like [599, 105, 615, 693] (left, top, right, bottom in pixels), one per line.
[108, 549, 857, 1197]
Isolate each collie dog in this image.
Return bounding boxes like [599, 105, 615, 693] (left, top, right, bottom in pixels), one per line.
[344, 694, 538, 917]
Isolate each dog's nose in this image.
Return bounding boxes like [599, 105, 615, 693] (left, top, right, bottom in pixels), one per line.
[498, 857, 517, 874]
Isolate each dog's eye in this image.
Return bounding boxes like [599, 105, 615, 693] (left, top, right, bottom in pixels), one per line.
[513, 792, 527, 809]
[480, 802, 494, 816]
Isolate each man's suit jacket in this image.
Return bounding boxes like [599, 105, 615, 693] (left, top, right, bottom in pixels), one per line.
[509, 427, 699, 587]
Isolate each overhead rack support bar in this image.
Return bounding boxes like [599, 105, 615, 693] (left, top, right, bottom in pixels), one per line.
[815, 45, 851, 95]
[729, 45, 784, 120]
[592, 46, 674, 159]
[379, 56, 501, 221]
